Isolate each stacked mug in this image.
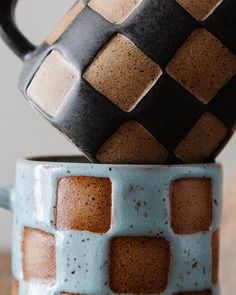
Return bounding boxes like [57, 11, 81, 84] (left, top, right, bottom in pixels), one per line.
[0, 0, 236, 294]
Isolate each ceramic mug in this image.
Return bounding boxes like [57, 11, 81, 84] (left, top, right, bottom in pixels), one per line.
[0, 157, 222, 295]
[0, 0, 235, 164]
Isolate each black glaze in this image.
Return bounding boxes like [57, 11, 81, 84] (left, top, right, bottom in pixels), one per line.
[204, 0, 236, 54]
[1, 0, 236, 163]
[0, 0, 35, 59]
[123, 0, 198, 67]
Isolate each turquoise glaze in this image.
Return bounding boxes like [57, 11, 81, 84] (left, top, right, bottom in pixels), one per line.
[0, 157, 222, 295]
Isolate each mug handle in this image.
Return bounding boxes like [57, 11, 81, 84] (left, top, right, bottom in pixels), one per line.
[0, 0, 35, 60]
[0, 187, 14, 211]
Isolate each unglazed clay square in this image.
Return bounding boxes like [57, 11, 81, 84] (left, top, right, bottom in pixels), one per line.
[96, 121, 168, 164]
[175, 291, 212, 295]
[109, 237, 170, 294]
[27, 50, 79, 117]
[166, 28, 236, 104]
[47, 1, 85, 45]
[212, 229, 220, 284]
[175, 113, 228, 163]
[83, 34, 162, 112]
[56, 176, 112, 233]
[176, 0, 223, 21]
[22, 228, 56, 285]
[170, 178, 212, 234]
[88, 0, 143, 24]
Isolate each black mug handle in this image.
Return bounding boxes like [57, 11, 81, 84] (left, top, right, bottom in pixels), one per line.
[0, 0, 35, 60]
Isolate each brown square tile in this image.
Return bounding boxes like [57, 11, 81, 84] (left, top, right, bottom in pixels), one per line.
[170, 178, 212, 234]
[47, 1, 85, 45]
[212, 229, 220, 285]
[96, 121, 168, 164]
[56, 176, 112, 233]
[12, 279, 19, 295]
[176, 0, 223, 21]
[166, 28, 236, 104]
[27, 50, 79, 117]
[83, 34, 162, 112]
[22, 228, 56, 285]
[175, 113, 228, 163]
[175, 291, 212, 295]
[109, 237, 170, 293]
[88, 0, 143, 24]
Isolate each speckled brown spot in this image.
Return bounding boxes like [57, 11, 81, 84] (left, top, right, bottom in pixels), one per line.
[170, 178, 212, 234]
[27, 50, 79, 117]
[83, 34, 162, 112]
[166, 28, 236, 104]
[109, 237, 170, 293]
[88, 0, 143, 24]
[176, 0, 223, 21]
[12, 279, 19, 295]
[56, 176, 112, 233]
[175, 291, 212, 295]
[175, 113, 228, 163]
[212, 229, 220, 284]
[96, 121, 168, 164]
[47, 1, 85, 45]
[22, 228, 56, 285]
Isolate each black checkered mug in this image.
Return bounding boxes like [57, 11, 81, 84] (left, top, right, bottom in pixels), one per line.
[0, 0, 236, 163]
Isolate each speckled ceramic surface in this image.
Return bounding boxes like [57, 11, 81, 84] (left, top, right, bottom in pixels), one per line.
[0, 157, 222, 294]
[0, 0, 235, 163]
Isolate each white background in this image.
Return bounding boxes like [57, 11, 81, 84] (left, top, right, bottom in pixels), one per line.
[0, 1, 236, 293]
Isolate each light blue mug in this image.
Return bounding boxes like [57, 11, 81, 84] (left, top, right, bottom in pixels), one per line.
[0, 157, 222, 295]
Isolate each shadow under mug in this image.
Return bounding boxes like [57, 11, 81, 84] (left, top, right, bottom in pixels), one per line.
[0, 157, 222, 295]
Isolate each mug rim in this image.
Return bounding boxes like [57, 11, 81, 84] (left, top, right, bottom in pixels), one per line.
[18, 155, 222, 169]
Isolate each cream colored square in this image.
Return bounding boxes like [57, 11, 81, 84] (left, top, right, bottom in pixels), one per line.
[166, 29, 236, 104]
[47, 1, 85, 45]
[175, 112, 228, 163]
[96, 121, 168, 164]
[22, 228, 56, 285]
[27, 50, 79, 117]
[176, 0, 223, 21]
[88, 0, 142, 24]
[83, 34, 162, 112]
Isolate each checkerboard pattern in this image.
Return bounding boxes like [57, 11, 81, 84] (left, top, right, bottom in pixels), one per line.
[12, 164, 221, 294]
[23, 0, 236, 163]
